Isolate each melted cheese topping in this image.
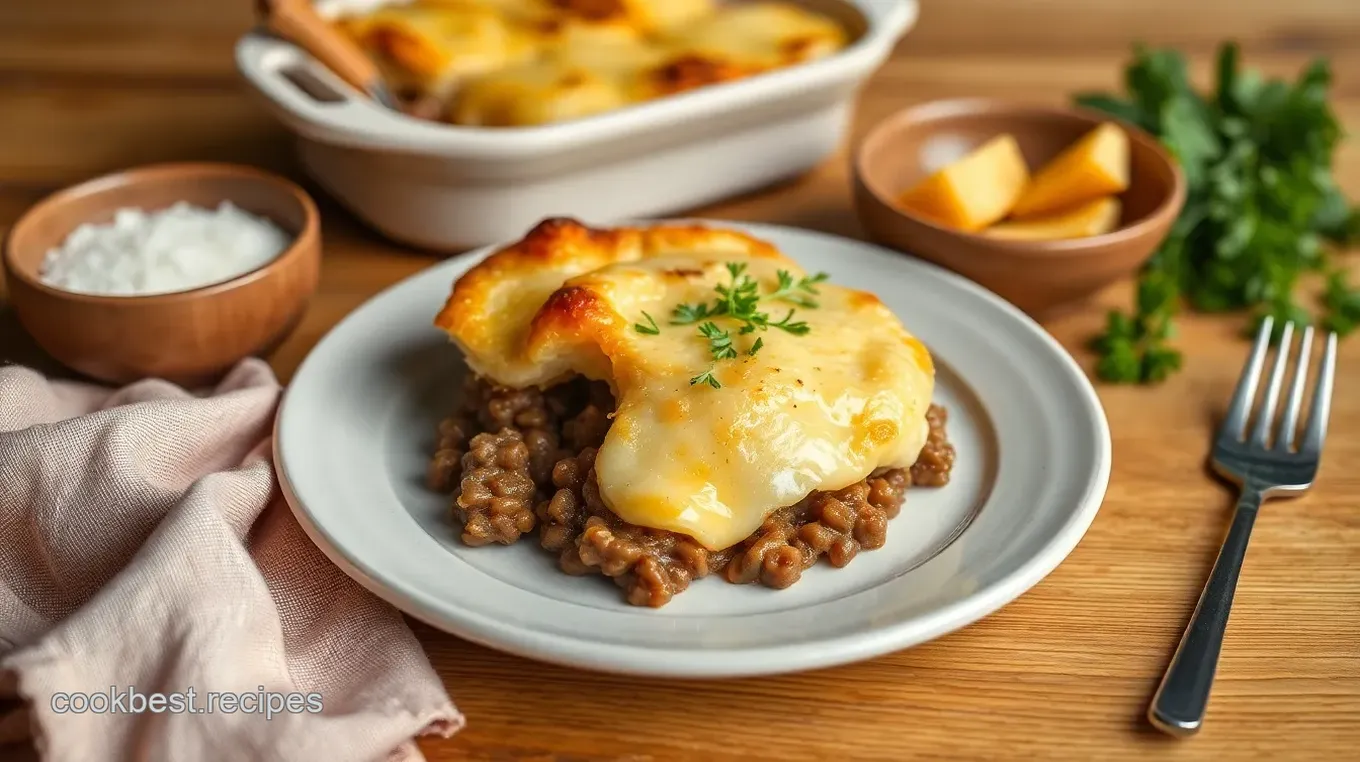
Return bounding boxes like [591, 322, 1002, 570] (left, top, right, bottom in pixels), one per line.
[471, 0, 713, 34]
[451, 32, 664, 126]
[335, 0, 848, 126]
[450, 60, 627, 127]
[436, 219, 935, 551]
[339, 3, 535, 97]
[660, 2, 849, 69]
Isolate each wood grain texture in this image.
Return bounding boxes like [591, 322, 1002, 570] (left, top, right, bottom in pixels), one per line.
[1, 0, 1358, 760]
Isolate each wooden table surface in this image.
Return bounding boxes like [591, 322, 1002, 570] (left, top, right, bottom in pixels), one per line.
[3, 1, 1359, 760]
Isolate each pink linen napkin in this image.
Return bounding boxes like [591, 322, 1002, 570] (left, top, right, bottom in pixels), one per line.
[0, 359, 463, 762]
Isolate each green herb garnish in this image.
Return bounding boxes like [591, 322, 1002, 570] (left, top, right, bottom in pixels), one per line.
[765, 271, 829, 308]
[698, 320, 738, 361]
[1321, 269, 1360, 336]
[769, 309, 811, 335]
[633, 311, 660, 335]
[689, 369, 722, 389]
[636, 263, 830, 388]
[1075, 41, 1359, 383]
[670, 301, 718, 326]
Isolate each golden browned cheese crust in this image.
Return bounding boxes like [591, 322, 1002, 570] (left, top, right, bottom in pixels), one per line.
[336, 0, 848, 126]
[434, 219, 936, 551]
[435, 218, 790, 386]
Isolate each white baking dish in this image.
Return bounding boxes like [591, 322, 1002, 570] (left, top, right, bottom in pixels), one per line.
[236, 0, 918, 251]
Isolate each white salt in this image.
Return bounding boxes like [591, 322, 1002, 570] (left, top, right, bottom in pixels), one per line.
[39, 201, 292, 296]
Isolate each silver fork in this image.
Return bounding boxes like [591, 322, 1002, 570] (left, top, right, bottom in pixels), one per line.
[1147, 316, 1338, 737]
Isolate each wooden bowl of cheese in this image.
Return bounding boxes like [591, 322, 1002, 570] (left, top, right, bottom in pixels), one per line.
[852, 98, 1185, 318]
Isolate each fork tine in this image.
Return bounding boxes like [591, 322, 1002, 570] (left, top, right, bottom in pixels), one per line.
[1221, 316, 1274, 441]
[1249, 321, 1293, 447]
[1277, 324, 1314, 451]
[1300, 331, 1338, 454]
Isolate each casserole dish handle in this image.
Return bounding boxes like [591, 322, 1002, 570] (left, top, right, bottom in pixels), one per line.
[236, 31, 393, 140]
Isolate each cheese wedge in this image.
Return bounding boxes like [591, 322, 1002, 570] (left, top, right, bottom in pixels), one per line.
[1011, 122, 1130, 219]
[896, 134, 1030, 232]
[984, 197, 1122, 241]
[435, 219, 935, 551]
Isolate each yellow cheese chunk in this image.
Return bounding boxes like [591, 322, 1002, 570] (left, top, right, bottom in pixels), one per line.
[896, 135, 1029, 232]
[1011, 122, 1130, 219]
[983, 197, 1122, 241]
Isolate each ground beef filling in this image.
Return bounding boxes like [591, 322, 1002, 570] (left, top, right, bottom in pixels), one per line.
[911, 404, 956, 487]
[428, 376, 955, 607]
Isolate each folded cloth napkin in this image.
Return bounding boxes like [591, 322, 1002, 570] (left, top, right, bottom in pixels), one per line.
[0, 359, 463, 762]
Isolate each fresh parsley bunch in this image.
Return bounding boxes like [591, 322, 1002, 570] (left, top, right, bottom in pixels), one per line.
[1077, 42, 1359, 384]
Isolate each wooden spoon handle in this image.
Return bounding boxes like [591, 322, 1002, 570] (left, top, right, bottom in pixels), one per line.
[258, 0, 386, 98]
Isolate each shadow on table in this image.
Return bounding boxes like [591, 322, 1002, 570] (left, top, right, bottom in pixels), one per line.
[0, 741, 38, 762]
[0, 306, 74, 380]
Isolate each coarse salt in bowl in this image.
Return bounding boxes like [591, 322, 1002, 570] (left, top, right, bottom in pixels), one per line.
[39, 201, 292, 296]
[2, 163, 321, 385]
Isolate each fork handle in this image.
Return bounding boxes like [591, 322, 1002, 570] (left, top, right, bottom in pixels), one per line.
[1148, 486, 1262, 736]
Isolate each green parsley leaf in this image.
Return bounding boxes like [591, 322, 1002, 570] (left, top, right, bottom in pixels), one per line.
[1316, 185, 1360, 246]
[1321, 270, 1360, 337]
[1094, 334, 1142, 383]
[1073, 93, 1150, 130]
[698, 321, 737, 361]
[690, 368, 721, 389]
[633, 311, 660, 335]
[1140, 345, 1184, 383]
[646, 263, 830, 388]
[770, 309, 811, 336]
[670, 301, 717, 325]
[764, 270, 830, 308]
[1077, 41, 1358, 384]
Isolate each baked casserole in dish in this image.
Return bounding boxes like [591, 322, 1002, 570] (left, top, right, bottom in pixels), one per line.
[333, 0, 851, 126]
[237, 1, 917, 248]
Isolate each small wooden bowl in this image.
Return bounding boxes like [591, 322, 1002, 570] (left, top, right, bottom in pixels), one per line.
[853, 99, 1185, 318]
[3, 163, 321, 385]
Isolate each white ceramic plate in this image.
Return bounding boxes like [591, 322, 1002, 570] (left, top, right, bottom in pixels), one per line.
[275, 221, 1111, 678]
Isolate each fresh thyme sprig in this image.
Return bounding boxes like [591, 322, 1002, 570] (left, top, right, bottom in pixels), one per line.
[632, 262, 829, 388]
[633, 311, 660, 335]
[765, 271, 829, 308]
[670, 302, 718, 325]
[689, 369, 722, 389]
[768, 309, 810, 335]
[697, 321, 737, 361]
